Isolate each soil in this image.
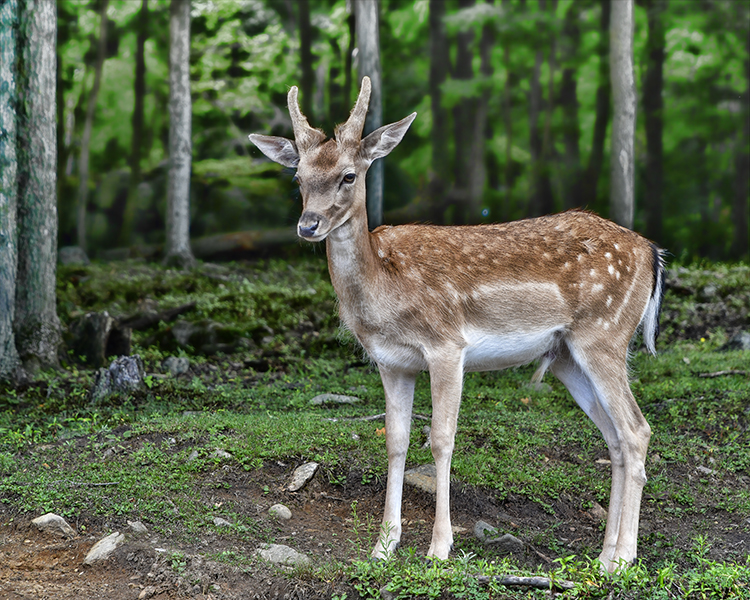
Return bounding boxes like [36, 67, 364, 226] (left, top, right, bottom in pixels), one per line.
[2, 455, 748, 599]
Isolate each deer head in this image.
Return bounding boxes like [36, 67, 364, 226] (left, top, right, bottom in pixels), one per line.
[249, 77, 416, 241]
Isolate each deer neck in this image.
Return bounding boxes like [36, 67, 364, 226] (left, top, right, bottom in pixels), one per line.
[324, 209, 380, 315]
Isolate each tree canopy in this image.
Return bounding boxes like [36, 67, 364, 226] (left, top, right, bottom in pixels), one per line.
[55, 0, 749, 261]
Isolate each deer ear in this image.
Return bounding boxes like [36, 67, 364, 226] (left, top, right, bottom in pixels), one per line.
[248, 134, 300, 168]
[360, 112, 417, 164]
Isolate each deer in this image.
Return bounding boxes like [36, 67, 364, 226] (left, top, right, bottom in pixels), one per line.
[249, 76, 666, 574]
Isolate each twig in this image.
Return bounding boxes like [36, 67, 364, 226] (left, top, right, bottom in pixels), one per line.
[323, 413, 431, 423]
[698, 370, 748, 378]
[474, 574, 575, 591]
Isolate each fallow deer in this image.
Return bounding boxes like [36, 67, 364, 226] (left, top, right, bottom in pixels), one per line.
[249, 77, 666, 573]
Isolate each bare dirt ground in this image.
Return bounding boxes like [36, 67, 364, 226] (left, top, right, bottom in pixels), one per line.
[2, 456, 748, 599]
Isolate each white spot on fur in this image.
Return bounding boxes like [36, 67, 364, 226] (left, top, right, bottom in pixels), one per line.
[608, 264, 615, 275]
[616, 271, 621, 280]
[378, 249, 385, 258]
[606, 296, 613, 307]
[614, 243, 620, 250]
[605, 252, 612, 259]
[592, 283, 604, 294]
[590, 269, 597, 277]
[563, 262, 570, 269]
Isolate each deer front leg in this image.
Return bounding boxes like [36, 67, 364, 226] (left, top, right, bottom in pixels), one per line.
[372, 367, 416, 560]
[426, 352, 464, 560]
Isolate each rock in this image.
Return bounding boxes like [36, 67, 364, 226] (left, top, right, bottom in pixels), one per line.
[269, 504, 292, 520]
[90, 355, 145, 403]
[487, 533, 524, 555]
[288, 462, 319, 491]
[187, 450, 200, 461]
[128, 520, 148, 534]
[83, 531, 125, 565]
[696, 466, 716, 476]
[474, 520, 524, 554]
[404, 464, 437, 495]
[255, 543, 310, 567]
[31, 513, 76, 538]
[213, 517, 232, 527]
[380, 586, 397, 600]
[162, 356, 190, 376]
[474, 520, 498, 542]
[421, 425, 431, 449]
[589, 501, 608, 521]
[720, 331, 750, 351]
[309, 393, 360, 405]
[138, 585, 157, 599]
[58, 245, 90, 265]
[211, 449, 232, 460]
[161, 319, 242, 355]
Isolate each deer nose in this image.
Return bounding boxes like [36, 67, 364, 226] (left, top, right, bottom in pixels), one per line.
[298, 212, 322, 238]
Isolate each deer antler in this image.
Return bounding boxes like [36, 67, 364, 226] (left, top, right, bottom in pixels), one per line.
[287, 86, 326, 152]
[335, 76, 372, 147]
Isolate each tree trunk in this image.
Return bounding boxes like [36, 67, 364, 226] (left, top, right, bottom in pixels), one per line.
[343, 0, 355, 114]
[120, 0, 148, 247]
[502, 0, 513, 221]
[643, 0, 665, 244]
[164, 0, 195, 268]
[731, 30, 749, 260]
[15, 0, 62, 373]
[581, 0, 611, 209]
[560, 1, 582, 210]
[468, 1, 495, 223]
[451, 0, 475, 225]
[429, 0, 450, 222]
[609, 0, 636, 229]
[354, 0, 384, 229]
[0, 0, 22, 381]
[298, 0, 315, 121]
[528, 34, 544, 217]
[76, 0, 109, 252]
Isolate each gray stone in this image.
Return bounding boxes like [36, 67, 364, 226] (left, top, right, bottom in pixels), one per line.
[91, 355, 145, 403]
[269, 504, 292, 520]
[162, 356, 190, 376]
[588, 501, 608, 521]
[404, 464, 437, 495]
[213, 517, 232, 527]
[83, 531, 125, 564]
[486, 533, 525, 555]
[31, 513, 76, 538]
[721, 331, 750, 351]
[211, 449, 232, 460]
[288, 462, 319, 491]
[474, 520, 498, 542]
[255, 543, 310, 567]
[128, 520, 148, 534]
[696, 466, 716, 476]
[58, 246, 90, 265]
[309, 393, 360, 405]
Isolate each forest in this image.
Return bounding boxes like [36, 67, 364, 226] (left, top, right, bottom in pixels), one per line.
[47, 0, 748, 262]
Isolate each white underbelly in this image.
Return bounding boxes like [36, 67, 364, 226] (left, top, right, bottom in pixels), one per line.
[462, 327, 562, 372]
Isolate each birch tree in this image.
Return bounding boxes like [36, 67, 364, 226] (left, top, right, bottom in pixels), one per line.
[609, 0, 636, 229]
[15, 0, 62, 372]
[354, 0, 384, 229]
[0, 0, 22, 381]
[164, 0, 195, 267]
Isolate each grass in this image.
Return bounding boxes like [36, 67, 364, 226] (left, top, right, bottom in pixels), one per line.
[0, 257, 748, 598]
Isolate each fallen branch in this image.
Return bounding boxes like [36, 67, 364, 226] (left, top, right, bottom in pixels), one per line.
[474, 574, 575, 591]
[119, 301, 196, 331]
[323, 413, 431, 423]
[698, 370, 748, 378]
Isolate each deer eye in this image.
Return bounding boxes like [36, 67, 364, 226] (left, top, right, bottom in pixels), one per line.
[292, 173, 301, 184]
[343, 172, 356, 184]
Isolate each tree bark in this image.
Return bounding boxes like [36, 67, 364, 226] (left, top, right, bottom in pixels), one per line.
[528, 25, 544, 217]
[643, 0, 665, 244]
[120, 0, 148, 247]
[731, 29, 749, 260]
[429, 0, 450, 221]
[451, 0, 475, 225]
[15, 0, 62, 372]
[343, 2, 356, 114]
[76, 0, 109, 252]
[164, 0, 195, 268]
[468, 1, 495, 222]
[581, 0, 611, 209]
[609, 0, 636, 229]
[502, 0, 513, 221]
[298, 0, 315, 121]
[354, 0, 384, 229]
[560, 1, 582, 210]
[0, 0, 22, 381]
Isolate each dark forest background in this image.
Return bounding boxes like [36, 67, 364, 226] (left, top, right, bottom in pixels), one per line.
[55, 0, 749, 261]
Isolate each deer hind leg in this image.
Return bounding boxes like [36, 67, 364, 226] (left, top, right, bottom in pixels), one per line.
[372, 367, 416, 560]
[551, 343, 651, 573]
